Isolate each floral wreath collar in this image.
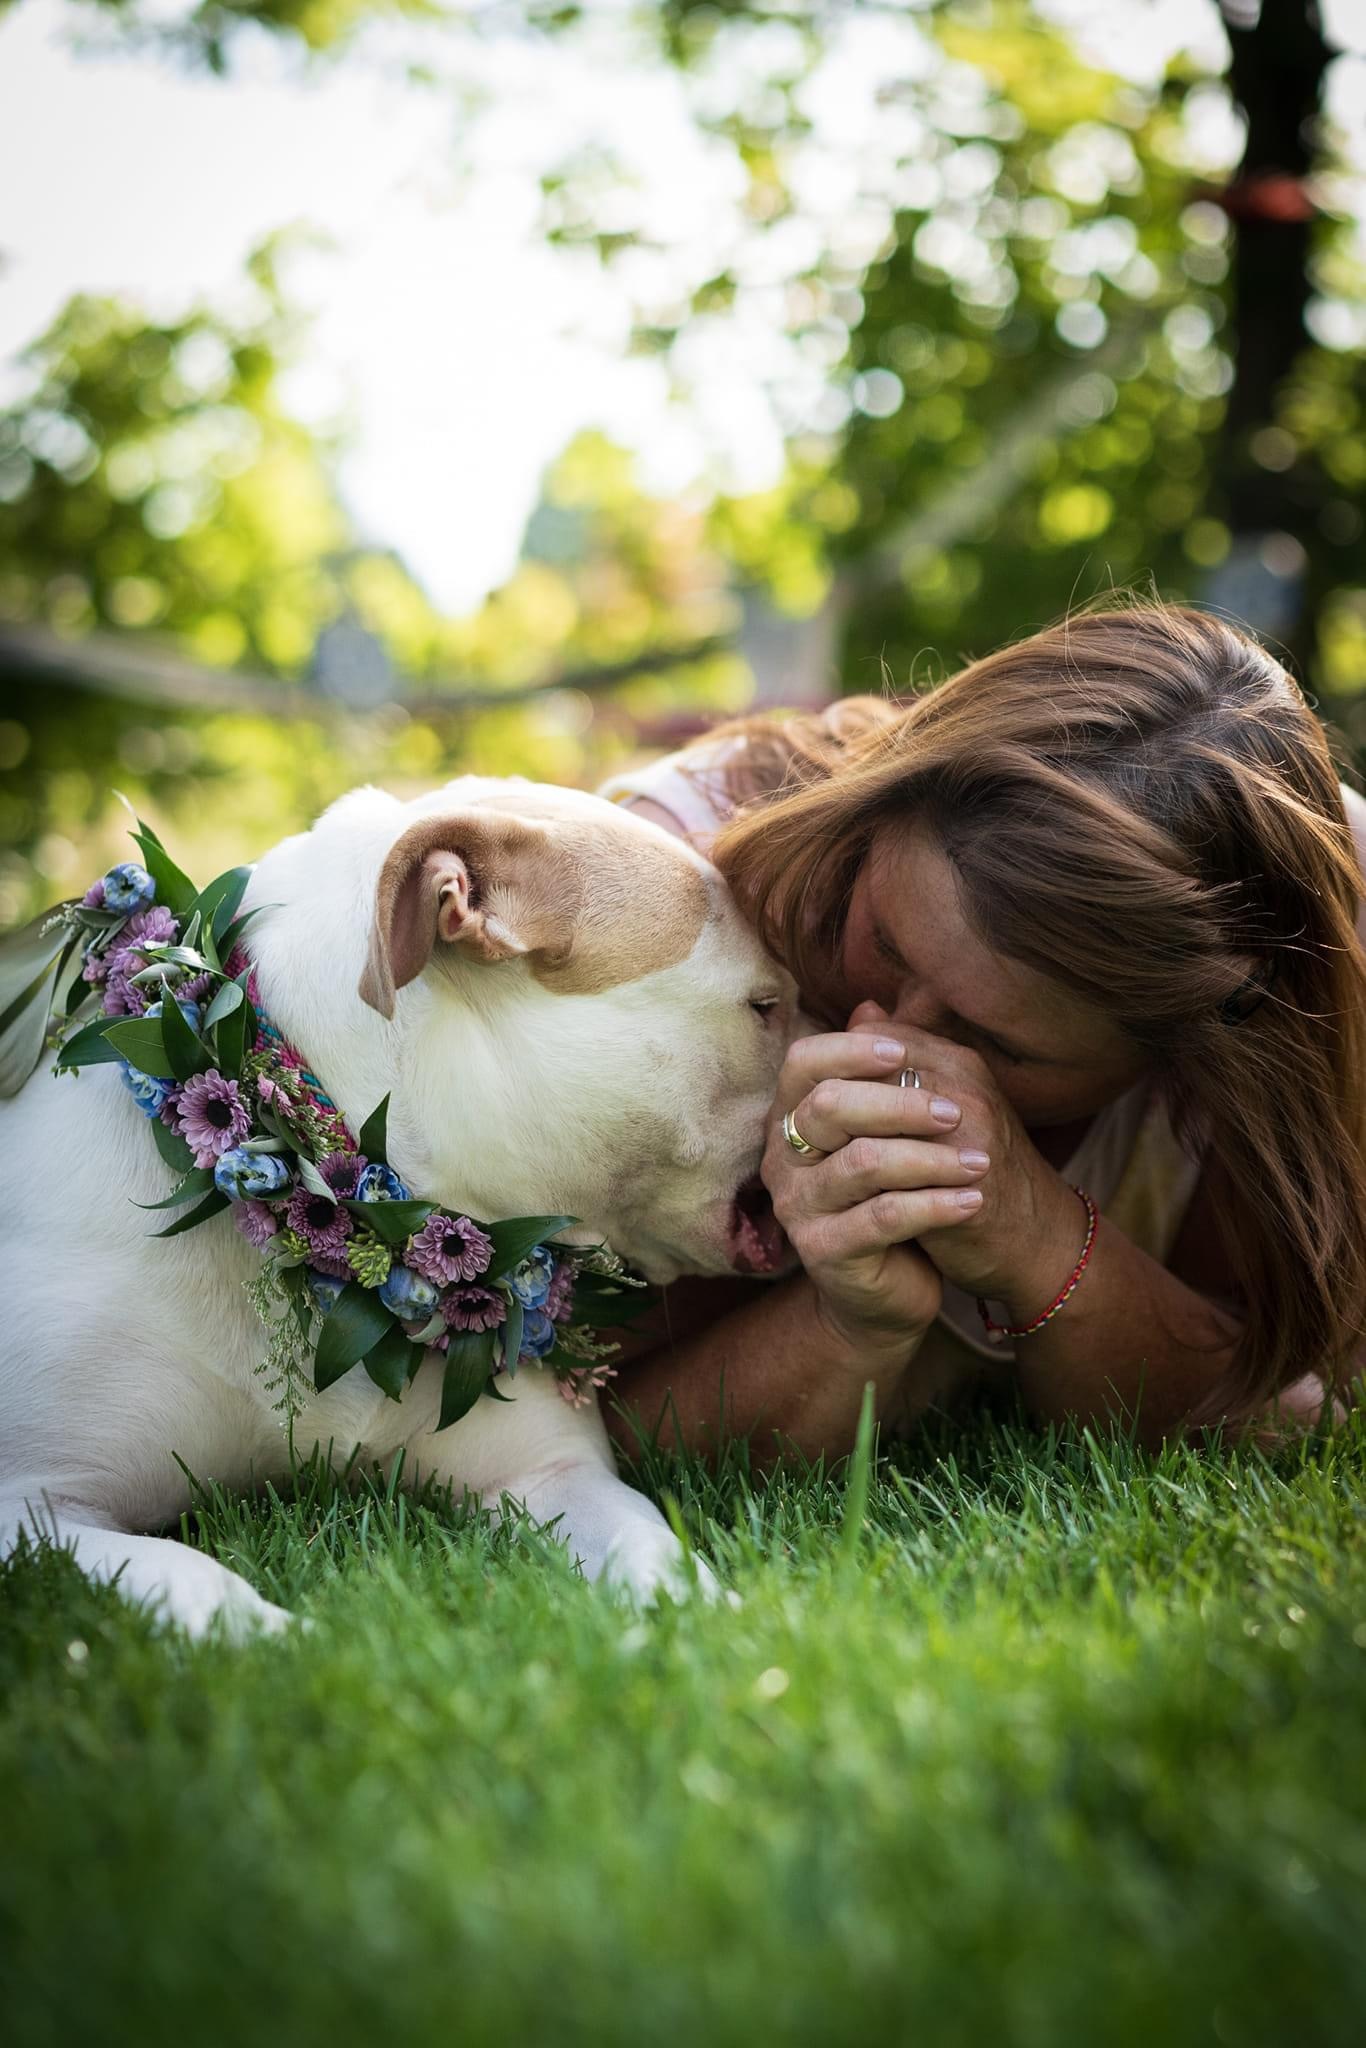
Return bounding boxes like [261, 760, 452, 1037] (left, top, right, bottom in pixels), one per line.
[7, 812, 650, 1428]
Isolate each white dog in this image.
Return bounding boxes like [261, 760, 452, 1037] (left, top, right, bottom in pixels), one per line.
[0, 778, 791, 1635]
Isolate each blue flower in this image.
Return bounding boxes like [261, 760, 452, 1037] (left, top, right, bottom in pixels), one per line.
[518, 1308, 557, 1361]
[304, 1269, 347, 1318]
[120, 1062, 175, 1118]
[145, 996, 202, 1033]
[507, 1245, 554, 1311]
[378, 1263, 439, 1322]
[213, 1147, 293, 1202]
[355, 1162, 411, 1204]
[102, 862, 156, 913]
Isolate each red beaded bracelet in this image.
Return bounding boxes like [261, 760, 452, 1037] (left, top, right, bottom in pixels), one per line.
[976, 1187, 1099, 1346]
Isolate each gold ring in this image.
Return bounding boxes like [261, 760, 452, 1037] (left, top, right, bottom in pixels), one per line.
[899, 1067, 922, 1090]
[782, 1107, 823, 1157]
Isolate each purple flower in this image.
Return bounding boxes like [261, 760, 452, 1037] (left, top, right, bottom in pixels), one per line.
[82, 951, 108, 986]
[235, 1200, 280, 1250]
[409, 1214, 493, 1285]
[176, 1069, 251, 1168]
[81, 879, 106, 909]
[101, 906, 180, 1018]
[440, 1284, 506, 1334]
[319, 1152, 363, 1198]
[546, 1263, 576, 1324]
[285, 1183, 353, 1264]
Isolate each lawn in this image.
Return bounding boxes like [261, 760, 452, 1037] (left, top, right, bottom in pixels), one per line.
[2, 1407, 1364, 2048]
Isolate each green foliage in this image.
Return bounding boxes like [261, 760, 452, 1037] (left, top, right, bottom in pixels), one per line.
[2, 1414, 1365, 2046]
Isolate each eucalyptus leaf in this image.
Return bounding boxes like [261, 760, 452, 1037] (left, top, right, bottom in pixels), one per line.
[203, 980, 245, 1030]
[485, 1215, 575, 1281]
[56, 1015, 124, 1072]
[105, 1018, 177, 1080]
[152, 1189, 229, 1238]
[160, 985, 213, 1082]
[0, 949, 64, 1099]
[356, 1093, 390, 1167]
[195, 865, 253, 946]
[0, 911, 70, 1035]
[361, 1325, 419, 1402]
[341, 1197, 434, 1246]
[314, 1283, 396, 1389]
[297, 1155, 337, 1203]
[438, 1328, 497, 1430]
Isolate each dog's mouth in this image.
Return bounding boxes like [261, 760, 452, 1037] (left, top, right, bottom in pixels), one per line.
[727, 1175, 788, 1276]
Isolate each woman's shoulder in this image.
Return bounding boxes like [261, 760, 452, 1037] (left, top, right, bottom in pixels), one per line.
[598, 735, 751, 847]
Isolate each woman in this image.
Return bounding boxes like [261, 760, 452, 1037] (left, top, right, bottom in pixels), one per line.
[600, 603, 1366, 1457]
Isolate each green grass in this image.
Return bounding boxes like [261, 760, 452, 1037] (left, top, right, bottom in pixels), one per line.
[3, 1410, 1365, 2048]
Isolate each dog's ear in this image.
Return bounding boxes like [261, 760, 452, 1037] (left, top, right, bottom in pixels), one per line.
[359, 813, 582, 1018]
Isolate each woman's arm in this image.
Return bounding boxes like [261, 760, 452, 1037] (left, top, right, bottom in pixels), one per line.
[603, 1273, 935, 1463]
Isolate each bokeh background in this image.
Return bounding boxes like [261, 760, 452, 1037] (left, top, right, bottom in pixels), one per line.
[1, 0, 1363, 921]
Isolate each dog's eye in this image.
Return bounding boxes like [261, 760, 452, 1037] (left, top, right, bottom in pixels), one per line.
[749, 993, 780, 1021]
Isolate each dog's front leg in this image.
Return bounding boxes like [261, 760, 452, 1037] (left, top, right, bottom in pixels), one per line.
[408, 1366, 723, 1604]
[1, 1494, 295, 1641]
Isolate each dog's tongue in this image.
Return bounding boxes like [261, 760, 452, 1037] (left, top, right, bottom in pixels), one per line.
[729, 1177, 788, 1275]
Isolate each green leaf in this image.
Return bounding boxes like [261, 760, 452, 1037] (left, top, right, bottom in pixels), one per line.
[0, 935, 69, 1100]
[105, 1018, 177, 1080]
[501, 1293, 524, 1375]
[438, 1328, 497, 1430]
[357, 1093, 390, 1167]
[151, 1117, 194, 1173]
[203, 980, 244, 1030]
[152, 1189, 230, 1238]
[484, 1375, 515, 1403]
[571, 1276, 657, 1328]
[313, 1283, 396, 1391]
[160, 983, 213, 1081]
[133, 1166, 216, 1211]
[342, 1197, 435, 1246]
[214, 971, 257, 1078]
[485, 1215, 575, 1281]
[362, 1324, 420, 1401]
[130, 827, 196, 918]
[0, 911, 70, 1035]
[55, 1014, 124, 1072]
[217, 905, 271, 962]
[190, 865, 253, 946]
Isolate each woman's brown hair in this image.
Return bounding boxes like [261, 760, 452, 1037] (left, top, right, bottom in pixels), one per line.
[711, 602, 1366, 1422]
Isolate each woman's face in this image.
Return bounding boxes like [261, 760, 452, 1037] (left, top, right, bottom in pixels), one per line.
[840, 824, 1149, 1128]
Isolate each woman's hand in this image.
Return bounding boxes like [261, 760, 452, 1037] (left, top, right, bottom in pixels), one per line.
[761, 1025, 988, 1360]
[844, 1001, 1083, 1317]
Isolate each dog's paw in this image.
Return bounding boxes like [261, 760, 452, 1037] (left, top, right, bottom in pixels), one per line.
[600, 1531, 732, 1608]
[130, 1549, 295, 1643]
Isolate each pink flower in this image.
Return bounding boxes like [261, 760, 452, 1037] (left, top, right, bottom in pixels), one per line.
[257, 1075, 285, 1111]
[285, 1184, 353, 1265]
[440, 1284, 506, 1334]
[409, 1214, 493, 1285]
[546, 1263, 576, 1324]
[176, 1070, 251, 1167]
[82, 951, 108, 986]
[81, 879, 106, 908]
[558, 1361, 617, 1409]
[235, 1201, 279, 1250]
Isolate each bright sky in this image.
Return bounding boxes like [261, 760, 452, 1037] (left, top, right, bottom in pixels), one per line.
[0, 0, 1361, 614]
